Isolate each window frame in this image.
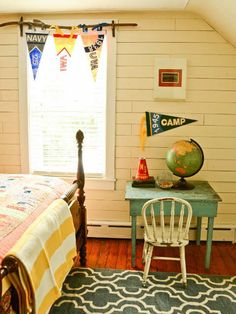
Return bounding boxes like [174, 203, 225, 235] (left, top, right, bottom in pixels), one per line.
[18, 19, 116, 190]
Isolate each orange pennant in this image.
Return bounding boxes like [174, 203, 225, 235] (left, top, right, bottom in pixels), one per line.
[80, 32, 105, 81]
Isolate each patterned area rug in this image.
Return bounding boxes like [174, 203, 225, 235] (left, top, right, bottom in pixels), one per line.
[49, 267, 236, 314]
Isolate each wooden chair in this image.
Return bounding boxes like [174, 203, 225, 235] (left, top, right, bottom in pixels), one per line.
[141, 197, 192, 287]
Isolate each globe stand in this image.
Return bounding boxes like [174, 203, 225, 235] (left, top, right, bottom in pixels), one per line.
[173, 178, 195, 190]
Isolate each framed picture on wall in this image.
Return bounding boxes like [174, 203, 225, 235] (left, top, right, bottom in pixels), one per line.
[153, 57, 187, 100]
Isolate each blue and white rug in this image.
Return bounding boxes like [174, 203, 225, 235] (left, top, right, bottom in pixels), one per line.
[49, 267, 236, 314]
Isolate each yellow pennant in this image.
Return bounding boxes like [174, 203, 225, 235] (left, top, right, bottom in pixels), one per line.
[140, 115, 147, 151]
[53, 26, 78, 71]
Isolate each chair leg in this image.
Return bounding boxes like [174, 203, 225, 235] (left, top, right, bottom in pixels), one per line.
[142, 241, 148, 264]
[142, 244, 153, 287]
[179, 246, 187, 287]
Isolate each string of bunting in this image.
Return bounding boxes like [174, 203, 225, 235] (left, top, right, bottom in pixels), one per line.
[25, 25, 107, 80]
[0, 17, 137, 80]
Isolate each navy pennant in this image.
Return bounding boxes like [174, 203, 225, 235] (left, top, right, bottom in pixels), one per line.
[26, 32, 48, 80]
[145, 112, 197, 136]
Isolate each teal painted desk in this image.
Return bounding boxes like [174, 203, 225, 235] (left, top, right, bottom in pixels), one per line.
[125, 180, 222, 269]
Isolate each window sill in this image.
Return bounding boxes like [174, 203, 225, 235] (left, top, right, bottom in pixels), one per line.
[32, 171, 115, 190]
[62, 176, 116, 190]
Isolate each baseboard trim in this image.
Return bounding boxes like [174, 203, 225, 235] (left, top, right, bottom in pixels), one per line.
[87, 220, 236, 243]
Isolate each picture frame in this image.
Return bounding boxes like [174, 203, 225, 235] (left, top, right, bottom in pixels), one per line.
[153, 57, 187, 100]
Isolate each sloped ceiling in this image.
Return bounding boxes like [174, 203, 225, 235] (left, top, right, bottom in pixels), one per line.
[0, 0, 235, 47]
[186, 0, 236, 48]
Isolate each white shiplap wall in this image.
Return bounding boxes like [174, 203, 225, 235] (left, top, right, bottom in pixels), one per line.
[0, 11, 236, 240]
[0, 15, 20, 174]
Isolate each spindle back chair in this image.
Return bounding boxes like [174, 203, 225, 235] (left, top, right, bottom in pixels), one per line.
[142, 197, 192, 287]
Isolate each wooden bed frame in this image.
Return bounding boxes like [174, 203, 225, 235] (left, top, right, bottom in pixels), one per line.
[0, 129, 87, 313]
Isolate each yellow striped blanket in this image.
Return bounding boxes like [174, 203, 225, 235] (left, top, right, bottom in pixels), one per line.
[6, 199, 76, 314]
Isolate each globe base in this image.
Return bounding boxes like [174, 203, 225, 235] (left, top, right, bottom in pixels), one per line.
[173, 178, 195, 190]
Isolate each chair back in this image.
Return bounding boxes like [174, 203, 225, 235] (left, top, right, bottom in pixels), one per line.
[142, 197, 192, 246]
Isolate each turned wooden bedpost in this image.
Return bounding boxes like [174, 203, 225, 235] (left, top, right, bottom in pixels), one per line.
[76, 130, 87, 266]
[76, 130, 85, 203]
[0, 256, 19, 312]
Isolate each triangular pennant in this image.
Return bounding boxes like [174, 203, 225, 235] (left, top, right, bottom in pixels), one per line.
[26, 32, 48, 80]
[53, 32, 78, 71]
[80, 32, 105, 81]
[145, 112, 197, 136]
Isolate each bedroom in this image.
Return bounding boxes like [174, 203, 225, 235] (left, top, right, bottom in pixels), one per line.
[0, 0, 236, 313]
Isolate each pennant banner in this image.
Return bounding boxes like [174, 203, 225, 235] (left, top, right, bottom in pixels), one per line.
[81, 32, 105, 81]
[26, 32, 48, 80]
[53, 33, 78, 71]
[145, 112, 197, 136]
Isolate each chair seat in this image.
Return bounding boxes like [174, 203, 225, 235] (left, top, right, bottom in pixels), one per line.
[144, 225, 189, 247]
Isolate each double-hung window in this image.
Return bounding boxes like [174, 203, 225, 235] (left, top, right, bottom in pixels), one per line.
[19, 20, 116, 189]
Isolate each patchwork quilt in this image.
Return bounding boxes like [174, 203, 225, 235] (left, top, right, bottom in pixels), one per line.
[0, 174, 69, 262]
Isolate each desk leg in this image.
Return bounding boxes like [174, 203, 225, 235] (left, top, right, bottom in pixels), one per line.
[205, 217, 214, 269]
[196, 217, 202, 245]
[131, 215, 137, 268]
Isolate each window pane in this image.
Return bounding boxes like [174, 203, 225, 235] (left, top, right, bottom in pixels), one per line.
[28, 33, 107, 176]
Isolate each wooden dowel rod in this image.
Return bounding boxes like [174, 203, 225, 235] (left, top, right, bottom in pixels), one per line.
[0, 19, 138, 30]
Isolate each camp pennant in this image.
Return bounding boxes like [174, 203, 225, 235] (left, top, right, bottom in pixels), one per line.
[26, 32, 49, 80]
[145, 112, 197, 136]
[80, 32, 105, 81]
[53, 32, 78, 71]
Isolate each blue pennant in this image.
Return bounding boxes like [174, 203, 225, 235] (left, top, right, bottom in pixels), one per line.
[29, 46, 42, 80]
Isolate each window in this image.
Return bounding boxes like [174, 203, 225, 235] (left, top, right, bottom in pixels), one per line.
[19, 20, 116, 189]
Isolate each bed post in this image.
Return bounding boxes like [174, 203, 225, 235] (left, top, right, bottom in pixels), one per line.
[76, 130, 87, 266]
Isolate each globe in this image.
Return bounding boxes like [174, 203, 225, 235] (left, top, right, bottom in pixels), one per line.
[166, 139, 204, 189]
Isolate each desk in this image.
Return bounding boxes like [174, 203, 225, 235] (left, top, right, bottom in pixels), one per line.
[125, 180, 222, 269]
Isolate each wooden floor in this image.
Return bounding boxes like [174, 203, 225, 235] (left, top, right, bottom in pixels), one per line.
[74, 238, 236, 276]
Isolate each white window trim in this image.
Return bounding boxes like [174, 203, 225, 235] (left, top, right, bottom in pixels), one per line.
[18, 19, 116, 190]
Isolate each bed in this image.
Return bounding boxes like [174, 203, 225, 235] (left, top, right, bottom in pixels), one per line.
[0, 129, 87, 314]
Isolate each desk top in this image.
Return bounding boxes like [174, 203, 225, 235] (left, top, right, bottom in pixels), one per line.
[125, 180, 222, 202]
